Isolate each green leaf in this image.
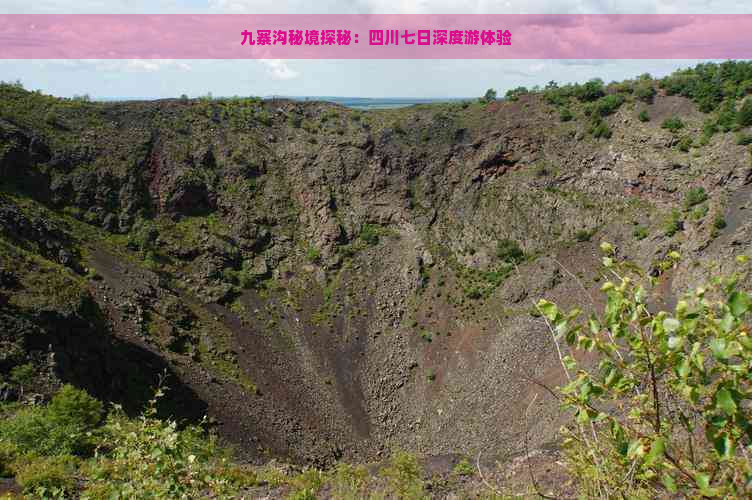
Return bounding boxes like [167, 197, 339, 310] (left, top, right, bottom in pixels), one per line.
[694, 472, 710, 490]
[562, 355, 577, 371]
[645, 437, 666, 466]
[676, 357, 690, 379]
[729, 290, 750, 318]
[709, 337, 728, 360]
[626, 439, 644, 459]
[661, 473, 677, 493]
[712, 432, 736, 460]
[599, 241, 614, 254]
[720, 312, 735, 333]
[588, 317, 601, 335]
[537, 299, 559, 322]
[663, 317, 680, 333]
[668, 336, 685, 350]
[715, 387, 737, 416]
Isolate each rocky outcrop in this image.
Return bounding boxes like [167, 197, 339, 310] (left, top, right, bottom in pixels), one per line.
[1, 87, 751, 465]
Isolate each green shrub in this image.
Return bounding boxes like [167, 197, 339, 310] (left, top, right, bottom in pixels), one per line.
[638, 110, 650, 122]
[305, 246, 320, 263]
[713, 214, 728, 230]
[288, 114, 302, 128]
[0, 406, 90, 457]
[256, 110, 272, 126]
[684, 187, 708, 208]
[717, 100, 738, 132]
[48, 384, 103, 430]
[559, 107, 573, 122]
[735, 133, 752, 145]
[543, 246, 752, 498]
[661, 116, 684, 132]
[0, 441, 19, 477]
[359, 224, 380, 245]
[505, 86, 529, 101]
[381, 451, 425, 498]
[632, 225, 649, 240]
[634, 80, 656, 103]
[288, 467, 325, 499]
[690, 204, 709, 221]
[664, 209, 683, 236]
[738, 98, 752, 127]
[595, 94, 625, 116]
[10, 363, 34, 395]
[574, 79, 605, 102]
[0, 385, 102, 458]
[86, 390, 233, 498]
[452, 458, 474, 477]
[677, 135, 693, 152]
[496, 239, 524, 263]
[575, 229, 595, 242]
[330, 463, 368, 499]
[588, 117, 612, 139]
[14, 455, 78, 496]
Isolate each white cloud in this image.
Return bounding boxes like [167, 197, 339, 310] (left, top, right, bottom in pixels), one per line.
[258, 59, 299, 80]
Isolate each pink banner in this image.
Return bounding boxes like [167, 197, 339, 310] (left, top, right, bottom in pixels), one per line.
[0, 14, 750, 59]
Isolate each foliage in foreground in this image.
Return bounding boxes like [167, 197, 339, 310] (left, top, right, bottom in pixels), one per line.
[539, 244, 752, 498]
[0, 384, 254, 498]
[0, 384, 490, 499]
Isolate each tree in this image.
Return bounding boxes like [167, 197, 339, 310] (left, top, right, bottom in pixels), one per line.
[10, 364, 34, 397]
[738, 98, 752, 127]
[483, 88, 497, 103]
[634, 80, 656, 103]
[539, 245, 752, 497]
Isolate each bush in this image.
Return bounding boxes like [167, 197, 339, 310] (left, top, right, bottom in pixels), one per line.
[632, 225, 649, 240]
[482, 88, 497, 103]
[588, 117, 612, 139]
[496, 239, 524, 263]
[735, 133, 752, 145]
[543, 246, 752, 497]
[634, 80, 656, 103]
[713, 214, 728, 230]
[452, 458, 475, 477]
[85, 390, 234, 498]
[638, 110, 650, 122]
[684, 187, 708, 208]
[559, 107, 573, 122]
[595, 94, 625, 116]
[0, 441, 19, 477]
[48, 384, 103, 429]
[574, 79, 605, 102]
[505, 86, 529, 101]
[305, 246, 320, 263]
[738, 98, 752, 127]
[10, 363, 34, 395]
[677, 135, 693, 152]
[661, 116, 684, 132]
[13, 455, 78, 496]
[0, 406, 89, 457]
[380, 451, 425, 498]
[0, 385, 102, 457]
[664, 209, 683, 236]
[359, 224, 380, 245]
[575, 229, 595, 242]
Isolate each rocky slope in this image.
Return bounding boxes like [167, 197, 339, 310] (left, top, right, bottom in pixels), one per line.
[1, 72, 751, 471]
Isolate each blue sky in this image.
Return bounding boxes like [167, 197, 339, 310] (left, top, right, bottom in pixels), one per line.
[0, 1, 748, 99]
